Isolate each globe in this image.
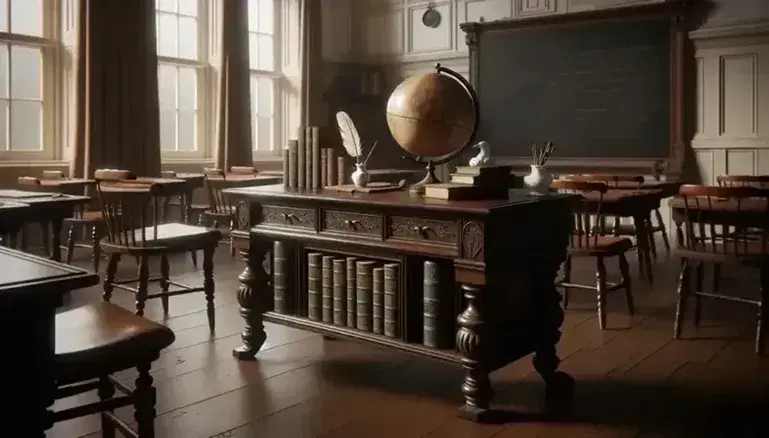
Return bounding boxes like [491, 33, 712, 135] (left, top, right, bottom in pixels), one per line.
[385, 66, 478, 160]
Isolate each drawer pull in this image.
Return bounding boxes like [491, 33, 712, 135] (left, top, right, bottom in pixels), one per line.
[280, 213, 298, 223]
[344, 219, 360, 229]
[412, 226, 431, 236]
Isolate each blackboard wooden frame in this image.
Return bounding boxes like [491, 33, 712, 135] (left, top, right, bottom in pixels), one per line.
[461, 1, 691, 177]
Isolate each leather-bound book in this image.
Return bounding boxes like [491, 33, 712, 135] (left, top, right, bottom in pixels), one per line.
[297, 127, 306, 189]
[337, 156, 346, 186]
[273, 241, 289, 314]
[282, 148, 289, 188]
[311, 127, 320, 188]
[355, 260, 376, 331]
[372, 267, 384, 335]
[304, 128, 313, 187]
[332, 258, 347, 326]
[306, 252, 322, 321]
[346, 257, 357, 327]
[321, 255, 334, 323]
[287, 140, 298, 188]
[383, 263, 399, 338]
[320, 149, 328, 187]
[423, 260, 446, 348]
[326, 147, 336, 186]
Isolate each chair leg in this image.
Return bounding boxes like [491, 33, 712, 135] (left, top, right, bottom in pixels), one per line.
[646, 218, 657, 262]
[673, 258, 691, 339]
[134, 363, 157, 438]
[103, 253, 121, 302]
[693, 261, 705, 327]
[65, 224, 76, 264]
[91, 225, 102, 272]
[229, 219, 236, 258]
[190, 250, 198, 268]
[160, 255, 170, 314]
[756, 266, 769, 354]
[562, 254, 572, 309]
[654, 209, 671, 253]
[98, 376, 116, 438]
[618, 253, 634, 315]
[596, 257, 608, 330]
[135, 256, 150, 317]
[203, 245, 216, 332]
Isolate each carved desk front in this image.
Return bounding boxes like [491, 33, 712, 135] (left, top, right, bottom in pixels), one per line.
[224, 184, 577, 421]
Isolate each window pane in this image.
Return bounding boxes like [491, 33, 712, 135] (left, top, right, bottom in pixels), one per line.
[156, 0, 176, 13]
[257, 77, 272, 115]
[0, 0, 7, 32]
[177, 110, 196, 151]
[10, 100, 41, 150]
[247, 0, 258, 32]
[158, 64, 176, 109]
[177, 17, 198, 60]
[0, 45, 7, 99]
[257, 34, 273, 71]
[178, 0, 197, 17]
[177, 67, 196, 110]
[10, 46, 40, 100]
[0, 100, 7, 151]
[156, 12, 178, 58]
[258, 0, 273, 35]
[159, 109, 177, 151]
[256, 116, 271, 151]
[10, 0, 42, 37]
[248, 33, 258, 70]
[249, 75, 257, 115]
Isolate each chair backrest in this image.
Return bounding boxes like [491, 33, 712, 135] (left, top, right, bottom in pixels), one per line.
[551, 180, 608, 249]
[96, 181, 161, 247]
[567, 174, 644, 189]
[230, 166, 255, 175]
[716, 175, 769, 189]
[160, 170, 177, 178]
[203, 167, 225, 178]
[94, 169, 137, 182]
[678, 184, 769, 256]
[204, 174, 263, 215]
[42, 170, 65, 180]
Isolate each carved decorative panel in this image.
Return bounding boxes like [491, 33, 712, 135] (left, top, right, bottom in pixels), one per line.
[461, 220, 485, 261]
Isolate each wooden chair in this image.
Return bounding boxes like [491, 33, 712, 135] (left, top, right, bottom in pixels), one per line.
[95, 170, 222, 328]
[200, 168, 246, 257]
[552, 180, 635, 330]
[160, 170, 209, 225]
[717, 175, 769, 189]
[54, 302, 175, 437]
[673, 184, 769, 354]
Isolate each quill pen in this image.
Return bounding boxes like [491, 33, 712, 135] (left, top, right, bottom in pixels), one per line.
[335, 111, 362, 162]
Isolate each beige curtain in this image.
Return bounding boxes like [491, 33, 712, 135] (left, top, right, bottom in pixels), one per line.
[214, 0, 253, 171]
[70, 0, 162, 178]
[299, 0, 324, 127]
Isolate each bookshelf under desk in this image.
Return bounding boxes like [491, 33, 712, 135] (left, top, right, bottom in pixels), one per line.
[223, 184, 578, 422]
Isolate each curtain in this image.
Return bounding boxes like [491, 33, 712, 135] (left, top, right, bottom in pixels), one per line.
[299, 0, 324, 127]
[214, 0, 253, 171]
[70, 0, 162, 178]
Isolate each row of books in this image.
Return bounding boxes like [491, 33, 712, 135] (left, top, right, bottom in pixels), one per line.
[283, 126, 349, 189]
[307, 253, 400, 338]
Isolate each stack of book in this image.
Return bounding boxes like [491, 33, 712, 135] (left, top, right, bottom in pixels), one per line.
[423, 164, 513, 200]
[283, 126, 349, 189]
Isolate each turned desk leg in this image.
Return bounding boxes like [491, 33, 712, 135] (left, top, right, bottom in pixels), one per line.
[233, 239, 270, 360]
[456, 284, 494, 422]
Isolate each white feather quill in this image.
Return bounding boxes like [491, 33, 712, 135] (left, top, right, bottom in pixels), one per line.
[336, 111, 362, 160]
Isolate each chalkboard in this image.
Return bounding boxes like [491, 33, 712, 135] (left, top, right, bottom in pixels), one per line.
[474, 17, 671, 159]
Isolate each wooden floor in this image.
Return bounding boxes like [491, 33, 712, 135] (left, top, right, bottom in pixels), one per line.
[49, 243, 769, 438]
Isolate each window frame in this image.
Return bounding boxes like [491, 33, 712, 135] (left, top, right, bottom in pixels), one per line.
[248, 0, 282, 159]
[156, 0, 210, 160]
[0, 0, 59, 162]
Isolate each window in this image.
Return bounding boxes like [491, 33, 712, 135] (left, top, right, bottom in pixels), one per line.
[0, 0, 56, 160]
[156, 0, 204, 155]
[248, 0, 280, 156]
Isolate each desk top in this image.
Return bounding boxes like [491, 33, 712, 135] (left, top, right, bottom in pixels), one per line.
[224, 184, 575, 214]
[38, 178, 95, 188]
[0, 247, 98, 300]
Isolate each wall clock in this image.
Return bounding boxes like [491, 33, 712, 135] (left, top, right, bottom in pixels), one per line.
[422, 6, 441, 28]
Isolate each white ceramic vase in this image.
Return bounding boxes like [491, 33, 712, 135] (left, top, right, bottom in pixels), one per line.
[351, 163, 370, 188]
[523, 165, 552, 196]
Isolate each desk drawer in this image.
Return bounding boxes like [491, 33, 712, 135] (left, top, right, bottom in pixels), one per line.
[322, 210, 382, 237]
[388, 216, 458, 245]
[261, 205, 315, 229]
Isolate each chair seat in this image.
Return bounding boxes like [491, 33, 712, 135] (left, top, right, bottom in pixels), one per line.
[55, 302, 175, 382]
[677, 241, 769, 265]
[100, 222, 222, 252]
[570, 235, 633, 256]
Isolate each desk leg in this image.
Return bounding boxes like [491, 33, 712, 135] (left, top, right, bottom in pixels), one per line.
[50, 219, 63, 262]
[233, 238, 269, 360]
[456, 284, 494, 421]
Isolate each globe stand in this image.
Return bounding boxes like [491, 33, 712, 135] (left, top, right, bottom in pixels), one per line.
[409, 160, 440, 195]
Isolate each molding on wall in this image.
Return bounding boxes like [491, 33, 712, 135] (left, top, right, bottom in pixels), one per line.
[691, 136, 769, 150]
[690, 19, 769, 40]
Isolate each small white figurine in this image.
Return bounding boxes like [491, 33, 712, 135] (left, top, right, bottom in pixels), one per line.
[468, 140, 490, 167]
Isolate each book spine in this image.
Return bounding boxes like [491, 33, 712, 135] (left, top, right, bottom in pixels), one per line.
[282, 148, 289, 188]
[423, 260, 442, 348]
[346, 257, 357, 328]
[320, 149, 328, 187]
[304, 127, 312, 188]
[356, 260, 375, 331]
[383, 263, 399, 338]
[326, 148, 337, 186]
[311, 127, 320, 188]
[297, 128, 306, 189]
[273, 241, 289, 314]
[307, 252, 322, 321]
[332, 258, 346, 326]
[321, 255, 334, 323]
[372, 267, 384, 335]
[287, 139, 298, 189]
[337, 156, 346, 185]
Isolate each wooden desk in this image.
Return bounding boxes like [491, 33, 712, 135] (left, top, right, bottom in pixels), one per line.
[37, 178, 95, 190]
[0, 247, 99, 437]
[668, 196, 769, 244]
[0, 191, 90, 260]
[224, 184, 577, 421]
